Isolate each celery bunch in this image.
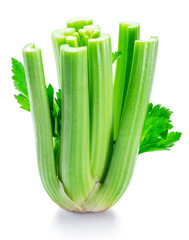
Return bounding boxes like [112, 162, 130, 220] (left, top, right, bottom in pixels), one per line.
[12, 18, 181, 212]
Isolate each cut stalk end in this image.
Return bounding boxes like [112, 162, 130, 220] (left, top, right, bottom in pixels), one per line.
[67, 17, 93, 32]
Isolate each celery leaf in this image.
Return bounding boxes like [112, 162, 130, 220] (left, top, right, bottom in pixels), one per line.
[11, 57, 28, 97]
[14, 94, 30, 111]
[112, 51, 122, 63]
[139, 103, 182, 154]
[11, 58, 30, 111]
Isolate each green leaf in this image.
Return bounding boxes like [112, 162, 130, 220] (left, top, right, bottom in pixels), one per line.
[11, 57, 30, 111]
[53, 137, 60, 177]
[112, 50, 122, 63]
[55, 89, 61, 109]
[11, 57, 29, 97]
[54, 89, 61, 136]
[47, 84, 54, 110]
[14, 94, 30, 111]
[139, 103, 182, 154]
[47, 84, 55, 136]
[46, 84, 62, 138]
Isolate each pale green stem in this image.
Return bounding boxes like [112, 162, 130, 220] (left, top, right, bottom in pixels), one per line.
[66, 36, 79, 47]
[88, 34, 113, 182]
[72, 32, 82, 46]
[22, 43, 83, 212]
[113, 22, 140, 141]
[59, 44, 95, 204]
[51, 28, 75, 87]
[83, 37, 158, 212]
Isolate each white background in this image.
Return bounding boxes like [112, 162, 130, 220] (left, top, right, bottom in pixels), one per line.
[0, 0, 189, 239]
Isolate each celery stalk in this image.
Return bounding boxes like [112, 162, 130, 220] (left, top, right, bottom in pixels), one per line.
[66, 36, 79, 47]
[12, 18, 182, 213]
[72, 32, 82, 46]
[59, 44, 95, 204]
[84, 37, 158, 211]
[51, 28, 75, 87]
[113, 22, 140, 140]
[88, 34, 113, 182]
[22, 44, 83, 212]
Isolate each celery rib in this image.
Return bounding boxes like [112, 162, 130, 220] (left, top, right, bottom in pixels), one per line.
[51, 28, 75, 87]
[59, 45, 95, 204]
[22, 44, 83, 212]
[83, 37, 159, 212]
[66, 36, 79, 47]
[113, 22, 140, 141]
[88, 34, 113, 182]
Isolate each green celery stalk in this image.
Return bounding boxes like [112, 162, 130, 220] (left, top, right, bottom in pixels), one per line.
[22, 43, 83, 212]
[66, 36, 79, 47]
[88, 34, 113, 182]
[113, 22, 140, 140]
[67, 17, 93, 32]
[83, 37, 158, 211]
[51, 28, 75, 87]
[72, 32, 83, 46]
[59, 44, 95, 204]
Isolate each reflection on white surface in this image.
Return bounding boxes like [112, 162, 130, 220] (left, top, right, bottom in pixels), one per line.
[50, 208, 123, 239]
